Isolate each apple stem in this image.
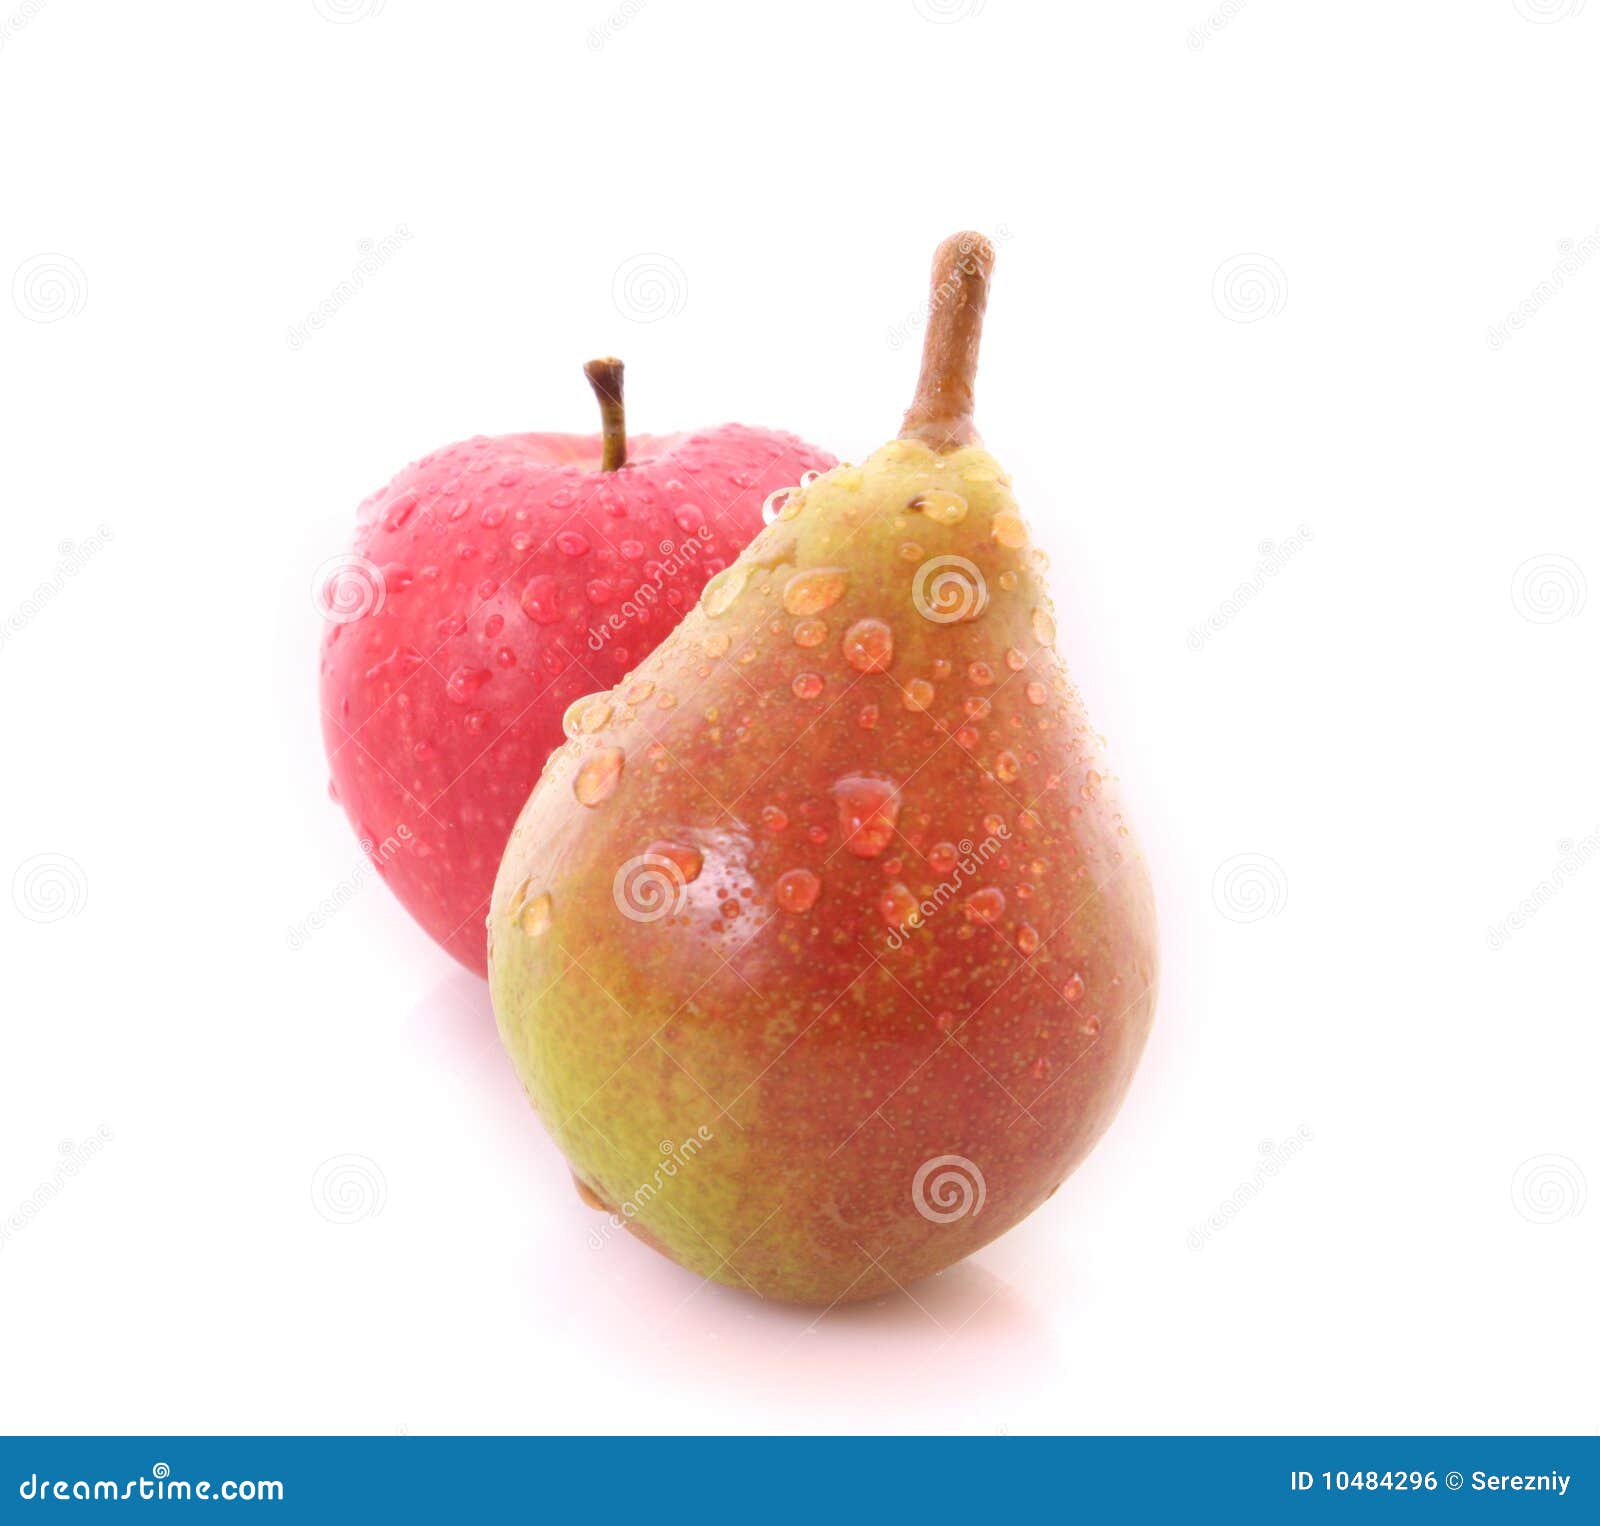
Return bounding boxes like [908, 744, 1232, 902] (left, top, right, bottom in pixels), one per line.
[583, 357, 627, 471]
[899, 232, 996, 452]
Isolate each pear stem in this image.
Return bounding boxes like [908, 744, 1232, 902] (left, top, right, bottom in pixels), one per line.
[583, 357, 627, 471]
[900, 232, 996, 452]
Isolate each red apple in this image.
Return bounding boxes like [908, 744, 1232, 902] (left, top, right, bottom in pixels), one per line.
[319, 359, 835, 974]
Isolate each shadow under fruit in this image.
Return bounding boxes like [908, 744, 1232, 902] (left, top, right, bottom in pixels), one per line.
[489, 234, 1159, 1304]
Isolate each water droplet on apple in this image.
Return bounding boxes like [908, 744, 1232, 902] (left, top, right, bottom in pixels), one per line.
[903, 677, 934, 711]
[383, 491, 419, 531]
[792, 672, 824, 700]
[793, 618, 827, 648]
[1031, 606, 1056, 645]
[520, 575, 563, 624]
[445, 666, 492, 705]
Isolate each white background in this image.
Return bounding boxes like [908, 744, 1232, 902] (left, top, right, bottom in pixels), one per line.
[2, 2, 1595, 1436]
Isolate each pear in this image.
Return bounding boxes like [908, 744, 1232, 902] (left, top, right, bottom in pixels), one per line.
[489, 234, 1158, 1305]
